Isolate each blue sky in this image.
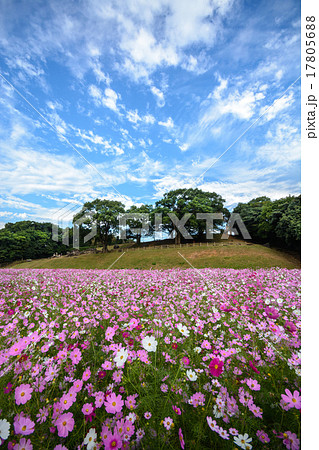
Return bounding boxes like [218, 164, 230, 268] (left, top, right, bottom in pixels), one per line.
[0, 0, 301, 227]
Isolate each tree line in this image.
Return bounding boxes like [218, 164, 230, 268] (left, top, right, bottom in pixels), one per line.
[0, 190, 301, 264]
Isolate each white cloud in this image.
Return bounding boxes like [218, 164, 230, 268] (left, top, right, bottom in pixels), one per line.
[89, 84, 102, 99]
[150, 86, 165, 107]
[256, 122, 300, 166]
[126, 109, 141, 124]
[88, 84, 121, 113]
[143, 113, 156, 124]
[102, 87, 119, 112]
[260, 91, 294, 122]
[198, 178, 300, 208]
[179, 143, 189, 152]
[158, 117, 174, 128]
[76, 128, 111, 152]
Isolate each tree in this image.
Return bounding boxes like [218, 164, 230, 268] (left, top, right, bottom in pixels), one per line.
[124, 204, 153, 245]
[73, 199, 125, 252]
[0, 221, 68, 265]
[233, 195, 301, 250]
[154, 188, 229, 244]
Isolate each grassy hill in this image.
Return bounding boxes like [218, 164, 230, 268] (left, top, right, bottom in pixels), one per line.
[9, 241, 300, 270]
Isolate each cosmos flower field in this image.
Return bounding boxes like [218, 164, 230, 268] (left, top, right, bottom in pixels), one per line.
[0, 268, 301, 449]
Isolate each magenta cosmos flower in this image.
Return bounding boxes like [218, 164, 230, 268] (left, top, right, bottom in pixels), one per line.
[284, 321, 297, 333]
[209, 358, 224, 377]
[56, 412, 74, 438]
[179, 428, 185, 449]
[104, 430, 122, 449]
[15, 384, 33, 405]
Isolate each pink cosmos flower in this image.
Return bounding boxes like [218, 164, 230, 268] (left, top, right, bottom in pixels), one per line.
[201, 340, 212, 350]
[179, 428, 185, 449]
[54, 446, 68, 450]
[123, 420, 135, 436]
[206, 416, 219, 433]
[249, 403, 263, 418]
[82, 403, 94, 416]
[115, 418, 126, 436]
[229, 428, 239, 436]
[219, 427, 230, 440]
[281, 389, 301, 410]
[15, 384, 33, 405]
[256, 430, 270, 443]
[105, 393, 124, 414]
[72, 379, 83, 392]
[125, 394, 138, 410]
[189, 392, 205, 408]
[36, 407, 49, 424]
[104, 430, 122, 449]
[82, 367, 91, 381]
[163, 417, 173, 430]
[102, 360, 113, 370]
[209, 358, 224, 377]
[246, 378, 261, 391]
[95, 392, 105, 409]
[181, 356, 190, 366]
[144, 411, 152, 419]
[69, 348, 82, 365]
[14, 414, 35, 435]
[16, 438, 33, 450]
[172, 405, 181, 415]
[105, 327, 116, 341]
[55, 412, 74, 438]
[60, 393, 72, 411]
[136, 428, 145, 440]
[283, 431, 300, 450]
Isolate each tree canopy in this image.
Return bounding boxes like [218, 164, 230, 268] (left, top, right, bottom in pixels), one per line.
[0, 221, 68, 265]
[154, 188, 229, 244]
[73, 199, 125, 252]
[233, 195, 301, 250]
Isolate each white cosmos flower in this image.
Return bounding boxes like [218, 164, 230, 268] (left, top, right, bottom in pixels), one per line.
[186, 369, 197, 381]
[177, 324, 190, 337]
[142, 336, 158, 352]
[114, 348, 128, 368]
[233, 433, 253, 449]
[84, 427, 97, 450]
[0, 419, 10, 440]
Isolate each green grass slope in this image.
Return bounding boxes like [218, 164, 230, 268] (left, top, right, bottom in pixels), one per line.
[9, 242, 300, 270]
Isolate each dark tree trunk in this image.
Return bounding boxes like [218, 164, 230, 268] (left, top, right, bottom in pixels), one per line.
[174, 227, 181, 245]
